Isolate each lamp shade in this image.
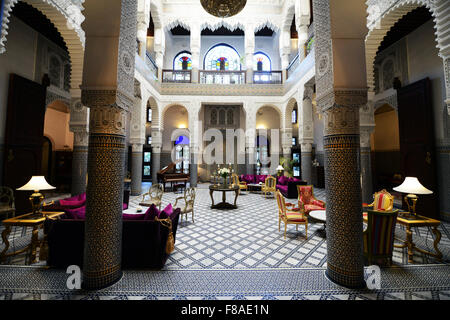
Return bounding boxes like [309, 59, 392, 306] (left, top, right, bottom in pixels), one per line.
[276, 165, 284, 171]
[393, 177, 433, 195]
[17, 176, 56, 192]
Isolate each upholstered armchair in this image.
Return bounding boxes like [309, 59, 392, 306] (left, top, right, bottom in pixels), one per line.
[262, 176, 277, 198]
[139, 183, 164, 210]
[0, 187, 15, 219]
[364, 189, 394, 212]
[232, 173, 247, 193]
[297, 185, 325, 215]
[276, 191, 308, 239]
[363, 209, 399, 266]
[174, 187, 196, 223]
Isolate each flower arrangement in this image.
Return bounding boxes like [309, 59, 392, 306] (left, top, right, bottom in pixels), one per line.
[218, 167, 231, 178]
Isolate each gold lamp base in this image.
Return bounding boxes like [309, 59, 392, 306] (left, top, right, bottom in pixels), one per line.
[29, 191, 44, 216]
[404, 194, 418, 218]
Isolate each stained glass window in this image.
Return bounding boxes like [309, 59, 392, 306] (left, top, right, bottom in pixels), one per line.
[204, 44, 241, 71]
[253, 52, 271, 71]
[173, 51, 192, 70]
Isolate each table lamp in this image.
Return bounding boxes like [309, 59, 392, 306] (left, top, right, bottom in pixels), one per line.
[17, 176, 56, 216]
[276, 165, 284, 176]
[393, 177, 433, 217]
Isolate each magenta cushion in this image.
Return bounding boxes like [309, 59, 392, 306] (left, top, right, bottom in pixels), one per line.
[158, 204, 174, 219]
[278, 175, 288, 185]
[277, 185, 288, 194]
[144, 204, 159, 221]
[59, 199, 85, 209]
[122, 213, 145, 220]
[65, 206, 86, 220]
[256, 175, 266, 184]
[123, 203, 128, 210]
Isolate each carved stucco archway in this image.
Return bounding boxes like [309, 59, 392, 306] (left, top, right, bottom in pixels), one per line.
[1, 0, 85, 93]
[365, 0, 450, 113]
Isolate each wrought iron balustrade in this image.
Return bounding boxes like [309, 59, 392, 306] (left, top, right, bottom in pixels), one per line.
[287, 54, 300, 79]
[162, 70, 192, 83]
[145, 51, 158, 79]
[199, 70, 246, 85]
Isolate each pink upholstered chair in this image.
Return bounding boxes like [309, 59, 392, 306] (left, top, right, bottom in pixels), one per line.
[297, 185, 325, 215]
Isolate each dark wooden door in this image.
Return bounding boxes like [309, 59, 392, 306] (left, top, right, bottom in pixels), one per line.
[397, 78, 437, 218]
[3, 74, 47, 214]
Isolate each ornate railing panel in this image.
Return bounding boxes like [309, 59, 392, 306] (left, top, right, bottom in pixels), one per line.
[162, 70, 191, 83]
[199, 70, 246, 85]
[253, 71, 283, 84]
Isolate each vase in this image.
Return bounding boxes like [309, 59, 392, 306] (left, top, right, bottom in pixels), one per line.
[223, 176, 228, 188]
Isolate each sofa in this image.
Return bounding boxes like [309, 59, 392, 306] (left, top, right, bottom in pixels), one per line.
[44, 192, 129, 218]
[239, 174, 306, 199]
[44, 204, 180, 269]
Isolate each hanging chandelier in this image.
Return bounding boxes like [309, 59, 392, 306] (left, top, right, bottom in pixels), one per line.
[200, 0, 247, 18]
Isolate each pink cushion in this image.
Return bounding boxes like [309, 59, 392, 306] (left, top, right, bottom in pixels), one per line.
[311, 200, 325, 208]
[123, 203, 128, 210]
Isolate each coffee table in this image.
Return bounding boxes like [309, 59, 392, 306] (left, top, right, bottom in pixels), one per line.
[209, 184, 240, 209]
[309, 210, 326, 236]
[247, 183, 262, 193]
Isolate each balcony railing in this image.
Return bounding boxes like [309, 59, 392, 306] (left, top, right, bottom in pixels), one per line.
[145, 51, 158, 79]
[287, 54, 300, 79]
[199, 70, 246, 85]
[253, 71, 283, 84]
[162, 70, 191, 83]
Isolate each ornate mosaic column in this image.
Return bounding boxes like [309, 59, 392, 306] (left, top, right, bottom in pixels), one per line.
[190, 144, 199, 188]
[301, 142, 312, 184]
[81, 0, 137, 290]
[69, 98, 89, 196]
[130, 143, 143, 196]
[313, 0, 367, 288]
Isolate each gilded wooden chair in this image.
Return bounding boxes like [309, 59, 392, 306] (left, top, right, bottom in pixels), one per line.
[232, 173, 247, 194]
[0, 187, 15, 220]
[262, 176, 277, 198]
[363, 209, 398, 266]
[174, 187, 196, 223]
[276, 191, 308, 239]
[364, 189, 394, 212]
[139, 183, 164, 210]
[297, 185, 325, 215]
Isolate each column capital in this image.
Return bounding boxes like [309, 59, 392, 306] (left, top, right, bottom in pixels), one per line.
[131, 143, 144, 153]
[300, 142, 313, 153]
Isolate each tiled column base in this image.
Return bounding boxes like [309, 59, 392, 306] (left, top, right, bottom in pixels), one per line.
[301, 151, 312, 184]
[83, 133, 126, 290]
[324, 134, 365, 288]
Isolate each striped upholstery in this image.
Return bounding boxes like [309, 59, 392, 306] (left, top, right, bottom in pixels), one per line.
[363, 209, 398, 265]
[366, 189, 394, 212]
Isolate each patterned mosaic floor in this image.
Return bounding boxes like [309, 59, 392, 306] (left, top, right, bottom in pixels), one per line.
[1, 184, 450, 300]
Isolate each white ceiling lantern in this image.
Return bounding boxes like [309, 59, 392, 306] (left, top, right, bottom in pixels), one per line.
[200, 0, 247, 18]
